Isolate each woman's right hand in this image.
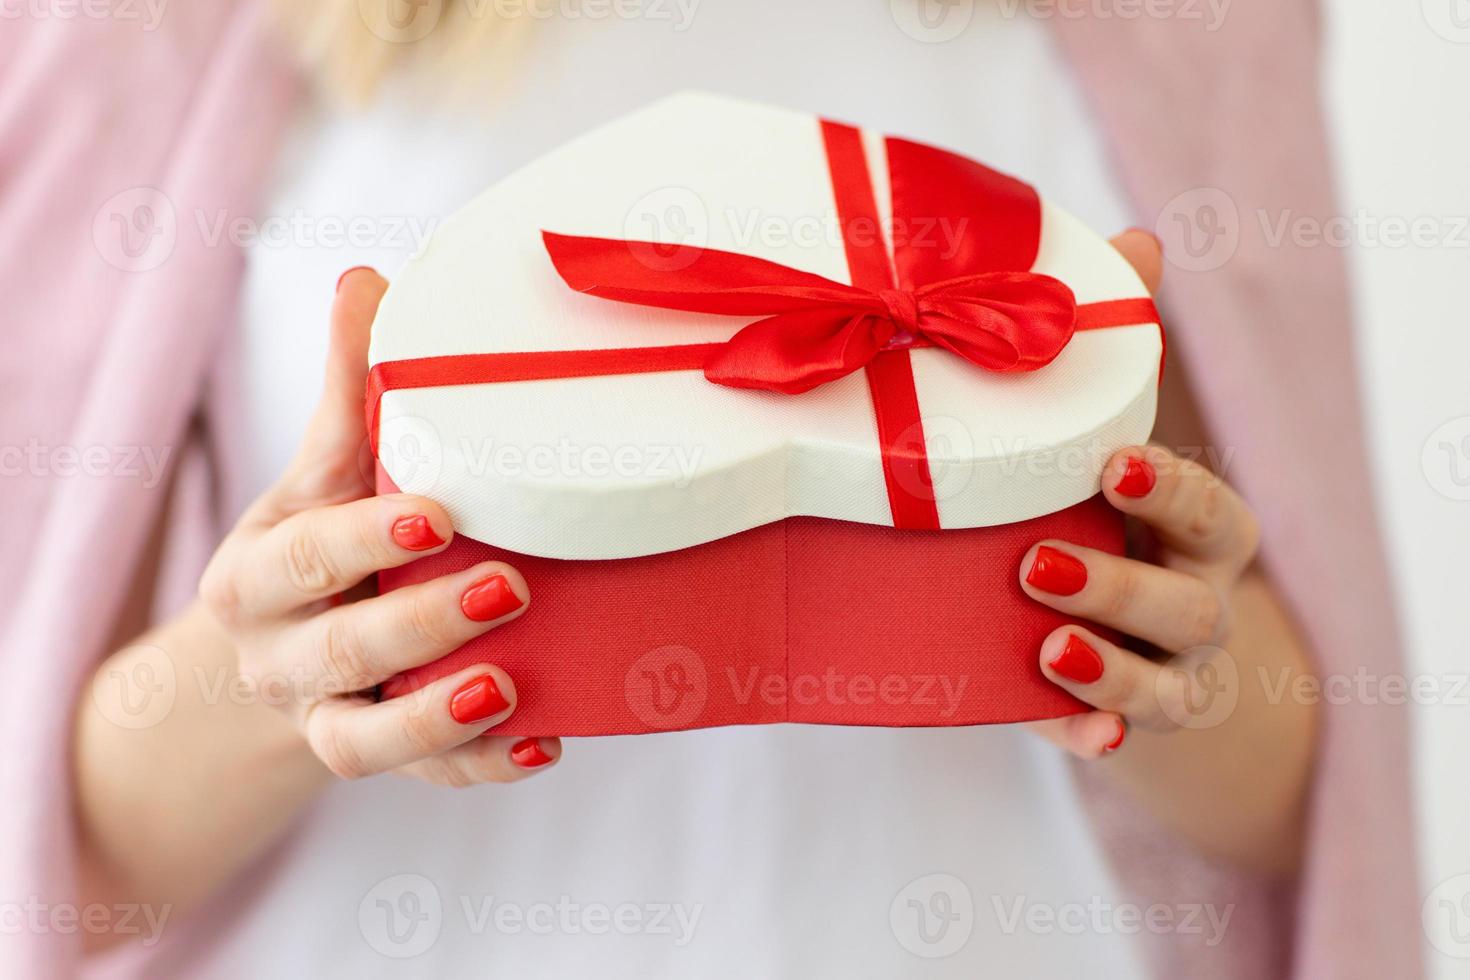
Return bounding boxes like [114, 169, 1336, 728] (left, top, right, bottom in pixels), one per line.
[199, 267, 560, 786]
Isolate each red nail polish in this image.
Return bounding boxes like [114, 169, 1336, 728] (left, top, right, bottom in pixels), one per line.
[335, 265, 374, 293]
[1026, 545, 1087, 596]
[391, 515, 445, 551]
[450, 674, 510, 724]
[1104, 720, 1126, 753]
[461, 573, 524, 622]
[1047, 634, 1104, 684]
[1113, 456, 1156, 498]
[510, 737, 554, 769]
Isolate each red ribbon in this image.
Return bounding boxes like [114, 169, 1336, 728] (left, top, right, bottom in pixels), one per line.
[541, 233, 1080, 395]
[366, 120, 1161, 531]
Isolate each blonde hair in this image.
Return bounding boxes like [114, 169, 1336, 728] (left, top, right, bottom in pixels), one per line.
[268, 0, 529, 104]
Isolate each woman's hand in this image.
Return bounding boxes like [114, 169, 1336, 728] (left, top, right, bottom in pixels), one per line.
[199, 268, 560, 785]
[1020, 231, 1317, 876]
[1023, 443, 1259, 758]
[74, 268, 559, 940]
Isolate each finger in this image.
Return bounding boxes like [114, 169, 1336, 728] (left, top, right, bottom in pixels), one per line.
[399, 735, 562, 787]
[254, 267, 389, 519]
[1109, 228, 1163, 295]
[304, 665, 517, 780]
[293, 560, 528, 691]
[1025, 711, 1127, 760]
[1101, 444, 1260, 580]
[1020, 540, 1225, 652]
[1037, 626, 1224, 733]
[238, 493, 454, 618]
[305, 267, 388, 466]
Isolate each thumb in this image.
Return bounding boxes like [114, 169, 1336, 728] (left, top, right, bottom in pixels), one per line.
[269, 267, 389, 513]
[1109, 228, 1164, 296]
[316, 266, 389, 448]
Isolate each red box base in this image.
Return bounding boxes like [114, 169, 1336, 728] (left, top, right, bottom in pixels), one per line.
[377, 479, 1121, 736]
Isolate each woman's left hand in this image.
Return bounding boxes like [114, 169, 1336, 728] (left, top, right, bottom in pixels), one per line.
[1023, 443, 1260, 758]
[1013, 231, 1314, 875]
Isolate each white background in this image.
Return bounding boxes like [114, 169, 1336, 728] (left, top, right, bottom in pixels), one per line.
[1326, 1, 1470, 975]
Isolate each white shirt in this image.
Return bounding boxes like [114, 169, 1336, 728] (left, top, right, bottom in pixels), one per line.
[204, 4, 1146, 977]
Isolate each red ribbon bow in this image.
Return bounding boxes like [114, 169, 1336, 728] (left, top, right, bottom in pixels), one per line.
[541, 231, 1080, 395]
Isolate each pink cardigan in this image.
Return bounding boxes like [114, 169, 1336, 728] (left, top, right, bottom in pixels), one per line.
[0, 2, 1419, 977]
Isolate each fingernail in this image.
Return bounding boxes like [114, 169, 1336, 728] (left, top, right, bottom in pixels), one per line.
[1104, 720, 1126, 753]
[335, 265, 374, 293]
[1113, 456, 1156, 498]
[450, 674, 511, 724]
[1047, 634, 1104, 684]
[1025, 545, 1087, 596]
[391, 515, 445, 551]
[1127, 226, 1163, 254]
[510, 737, 554, 769]
[461, 573, 524, 622]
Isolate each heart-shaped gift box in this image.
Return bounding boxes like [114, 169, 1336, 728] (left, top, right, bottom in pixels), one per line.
[368, 92, 1162, 735]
